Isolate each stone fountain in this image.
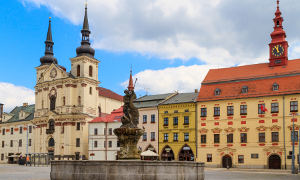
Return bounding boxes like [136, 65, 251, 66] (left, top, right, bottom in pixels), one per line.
[50, 70, 204, 180]
[113, 79, 144, 159]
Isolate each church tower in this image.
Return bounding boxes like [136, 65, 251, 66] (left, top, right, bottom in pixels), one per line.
[269, 0, 288, 67]
[70, 4, 100, 115]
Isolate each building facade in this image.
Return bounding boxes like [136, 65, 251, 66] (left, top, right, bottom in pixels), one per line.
[88, 107, 122, 160]
[135, 93, 177, 153]
[32, 6, 122, 160]
[158, 92, 198, 161]
[196, 2, 300, 169]
[0, 103, 35, 164]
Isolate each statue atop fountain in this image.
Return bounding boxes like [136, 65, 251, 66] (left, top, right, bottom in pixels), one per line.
[114, 70, 144, 159]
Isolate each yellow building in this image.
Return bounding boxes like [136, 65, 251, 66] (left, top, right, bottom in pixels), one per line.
[158, 92, 198, 161]
[196, 2, 300, 169]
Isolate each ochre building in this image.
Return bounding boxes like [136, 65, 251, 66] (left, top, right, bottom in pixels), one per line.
[158, 92, 198, 161]
[196, 2, 299, 169]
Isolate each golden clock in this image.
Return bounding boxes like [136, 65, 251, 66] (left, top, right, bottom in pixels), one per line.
[272, 45, 284, 57]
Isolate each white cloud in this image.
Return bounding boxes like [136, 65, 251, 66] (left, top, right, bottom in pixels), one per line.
[0, 82, 35, 112]
[20, 0, 300, 94]
[122, 65, 221, 94]
[21, 0, 300, 66]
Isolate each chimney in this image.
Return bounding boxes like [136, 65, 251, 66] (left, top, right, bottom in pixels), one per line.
[195, 89, 199, 93]
[23, 103, 28, 107]
[0, 103, 3, 122]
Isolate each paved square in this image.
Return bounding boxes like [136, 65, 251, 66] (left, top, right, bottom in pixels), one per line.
[1, 164, 300, 180]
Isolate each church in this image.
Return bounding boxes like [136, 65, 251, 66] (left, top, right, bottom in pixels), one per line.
[32, 5, 123, 160]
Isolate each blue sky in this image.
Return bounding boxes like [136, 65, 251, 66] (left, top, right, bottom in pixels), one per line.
[1, 0, 300, 111]
[0, 0, 194, 94]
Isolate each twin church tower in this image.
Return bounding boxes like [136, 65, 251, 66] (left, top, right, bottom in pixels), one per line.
[33, 5, 123, 160]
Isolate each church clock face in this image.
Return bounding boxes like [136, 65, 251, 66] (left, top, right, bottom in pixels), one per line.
[272, 44, 284, 57]
[50, 68, 57, 78]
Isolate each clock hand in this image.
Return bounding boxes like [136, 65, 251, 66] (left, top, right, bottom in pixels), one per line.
[275, 46, 279, 53]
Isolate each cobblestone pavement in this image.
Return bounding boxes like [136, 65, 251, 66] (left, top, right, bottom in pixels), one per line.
[0, 164, 50, 180]
[205, 168, 300, 180]
[1, 164, 300, 180]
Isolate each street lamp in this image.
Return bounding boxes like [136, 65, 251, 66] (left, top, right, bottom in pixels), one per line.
[290, 112, 298, 174]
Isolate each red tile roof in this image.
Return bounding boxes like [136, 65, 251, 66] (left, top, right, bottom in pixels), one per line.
[89, 107, 123, 123]
[97, 87, 123, 102]
[197, 59, 300, 102]
[203, 59, 300, 84]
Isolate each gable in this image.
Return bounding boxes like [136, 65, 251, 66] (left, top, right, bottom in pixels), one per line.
[38, 64, 69, 83]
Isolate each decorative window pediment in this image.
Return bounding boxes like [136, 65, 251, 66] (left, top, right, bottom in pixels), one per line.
[199, 128, 208, 134]
[238, 127, 249, 132]
[211, 128, 222, 133]
[270, 125, 281, 131]
[224, 127, 235, 133]
[256, 126, 267, 132]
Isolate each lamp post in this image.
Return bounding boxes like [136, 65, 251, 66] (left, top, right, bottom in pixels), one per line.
[290, 112, 298, 174]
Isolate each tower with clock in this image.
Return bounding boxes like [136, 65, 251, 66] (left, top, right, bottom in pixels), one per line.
[269, 0, 288, 67]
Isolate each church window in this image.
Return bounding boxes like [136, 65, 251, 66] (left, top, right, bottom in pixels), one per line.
[49, 119, 55, 131]
[62, 97, 66, 106]
[50, 96, 56, 111]
[89, 66, 93, 77]
[98, 106, 101, 117]
[78, 96, 81, 106]
[77, 65, 80, 77]
[48, 138, 55, 147]
[241, 86, 248, 93]
[76, 138, 80, 147]
[214, 88, 221, 96]
[76, 122, 80, 131]
[89, 87, 92, 95]
[273, 83, 279, 91]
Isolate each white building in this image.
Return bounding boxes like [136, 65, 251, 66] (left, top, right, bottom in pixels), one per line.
[0, 103, 35, 164]
[88, 107, 122, 160]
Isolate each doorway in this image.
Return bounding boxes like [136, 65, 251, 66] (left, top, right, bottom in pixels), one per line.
[268, 154, 281, 169]
[222, 155, 232, 168]
[161, 146, 174, 161]
[178, 145, 194, 161]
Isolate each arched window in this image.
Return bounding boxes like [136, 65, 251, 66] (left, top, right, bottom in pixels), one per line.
[48, 119, 55, 131]
[241, 86, 248, 94]
[62, 96, 66, 106]
[98, 106, 101, 117]
[273, 83, 279, 91]
[78, 96, 81, 106]
[89, 66, 93, 77]
[89, 87, 92, 95]
[77, 65, 80, 77]
[48, 138, 55, 147]
[214, 88, 221, 96]
[276, 21, 280, 27]
[50, 96, 56, 111]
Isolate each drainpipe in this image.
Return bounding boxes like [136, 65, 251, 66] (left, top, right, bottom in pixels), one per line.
[283, 96, 287, 170]
[105, 122, 108, 161]
[195, 103, 198, 161]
